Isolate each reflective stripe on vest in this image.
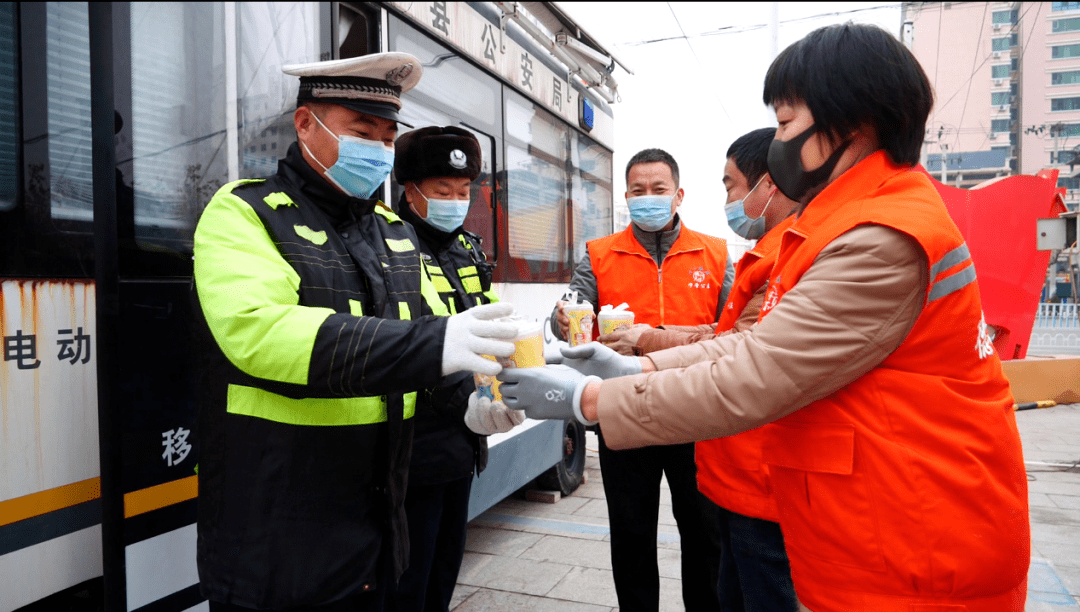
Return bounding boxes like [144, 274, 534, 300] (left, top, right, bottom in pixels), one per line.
[426, 263, 459, 315]
[927, 243, 976, 301]
[227, 383, 417, 425]
[425, 234, 497, 316]
[426, 264, 455, 294]
[455, 235, 496, 304]
[458, 267, 483, 294]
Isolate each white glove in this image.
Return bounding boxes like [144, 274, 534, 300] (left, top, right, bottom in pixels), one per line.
[441, 302, 518, 376]
[464, 391, 526, 435]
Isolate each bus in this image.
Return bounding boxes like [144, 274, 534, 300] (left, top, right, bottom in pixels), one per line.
[0, 2, 624, 610]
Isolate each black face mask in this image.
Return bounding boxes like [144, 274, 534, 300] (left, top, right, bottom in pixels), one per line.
[767, 124, 851, 204]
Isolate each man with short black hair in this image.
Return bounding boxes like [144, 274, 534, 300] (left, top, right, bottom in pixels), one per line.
[549, 148, 731, 612]
[600, 129, 801, 612]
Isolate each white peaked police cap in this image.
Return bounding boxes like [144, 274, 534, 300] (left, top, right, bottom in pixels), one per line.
[282, 52, 423, 126]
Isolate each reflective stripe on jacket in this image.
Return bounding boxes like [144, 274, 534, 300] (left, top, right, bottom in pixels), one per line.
[694, 215, 794, 523]
[193, 144, 448, 609]
[758, 151, 1029, 611]
[422, 233, 498, 315]
[588, 224, 727, 328]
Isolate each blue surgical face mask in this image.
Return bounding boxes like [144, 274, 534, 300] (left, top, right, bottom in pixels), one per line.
[725, 176, 770, 240]
[626, 194, 675, 232]
[415, 187, 470, 233]
[303, 112, 395, 199]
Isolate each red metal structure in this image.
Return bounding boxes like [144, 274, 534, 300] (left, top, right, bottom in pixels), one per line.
[918, 167, 1067, 360]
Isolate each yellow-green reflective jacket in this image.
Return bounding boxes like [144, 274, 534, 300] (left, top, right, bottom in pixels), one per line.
[192, 144, 448, 608]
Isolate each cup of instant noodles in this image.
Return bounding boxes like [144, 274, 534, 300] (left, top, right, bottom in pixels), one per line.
[564, 301, 595, 347]
[597, 303, 635, 336]
[474, 318, 545, 401]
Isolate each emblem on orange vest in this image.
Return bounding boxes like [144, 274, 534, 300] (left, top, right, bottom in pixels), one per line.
[688, 267, 712, 288]
[761, 285, 781, 315]
[976, 312, 994, 359]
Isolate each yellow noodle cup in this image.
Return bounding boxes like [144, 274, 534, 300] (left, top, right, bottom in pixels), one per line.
[474, 320, 545, 401]
[598, 309, 635, 336]
[502, 320, 545, 368]
[474, 355, 502, 402]
[564, 302, 595, 347]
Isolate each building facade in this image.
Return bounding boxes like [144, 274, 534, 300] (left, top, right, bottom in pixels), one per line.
[905, 1, 1080, 210]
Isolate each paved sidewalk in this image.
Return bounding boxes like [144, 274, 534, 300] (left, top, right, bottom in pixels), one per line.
[1019, 403, 1080, 611]
[453, 405, 1080, 611]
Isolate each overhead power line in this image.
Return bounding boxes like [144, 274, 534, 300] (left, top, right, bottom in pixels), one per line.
[954, 2, 988, 150]
[666, 2, 733, 125]
[623, 4, 901, 47]
[937, 1, 1037, 116]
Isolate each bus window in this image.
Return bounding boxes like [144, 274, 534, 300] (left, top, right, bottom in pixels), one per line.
[460, 127, 496, 262]
[46, 2, 93, 225]
[570, 131, 613, 263]
[128, 2, 227, 255]
[338, 3, 376, 59]
[504, 90, 570, 281]
[238, 2, 322, 180]
[0, 1, 15, 213]
[0, 2, 96, 277]
[390, 18, 500, 136]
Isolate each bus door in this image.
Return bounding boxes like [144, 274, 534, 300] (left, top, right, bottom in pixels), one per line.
[104, 4, 332, 611]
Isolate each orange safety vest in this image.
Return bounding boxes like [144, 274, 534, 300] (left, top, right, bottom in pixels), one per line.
[694, 215, 794, 523]
[589, 224, 727, 329]
[757, 152, 1029, 612]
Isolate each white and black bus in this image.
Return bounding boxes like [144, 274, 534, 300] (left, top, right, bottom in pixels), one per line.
[0, 2, 623, 610]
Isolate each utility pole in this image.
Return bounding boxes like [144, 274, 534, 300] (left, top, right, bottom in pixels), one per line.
[900, 2, 914, 50]
[1053, 123, 1065, 167]
[940, 143, 948, 183]
[921, 129, 930, 169]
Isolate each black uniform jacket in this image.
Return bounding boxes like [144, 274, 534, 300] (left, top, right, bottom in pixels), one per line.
[193, 144, 448, 609]
[399, 199, 499, 485]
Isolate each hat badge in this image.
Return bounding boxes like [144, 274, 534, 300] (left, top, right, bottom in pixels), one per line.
[449, 149, 467, 169]
[386, 63, 414, 86]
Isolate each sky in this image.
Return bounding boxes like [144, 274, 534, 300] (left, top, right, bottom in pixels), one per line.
[559, 2, 903, 256]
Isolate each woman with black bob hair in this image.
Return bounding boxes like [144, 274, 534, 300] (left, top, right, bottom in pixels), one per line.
[762, 22, 933, 203]
[744, 23, 1031, 611]
[497, 22, 1031, 612]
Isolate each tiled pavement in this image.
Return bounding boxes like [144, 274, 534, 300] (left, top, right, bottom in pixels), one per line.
[453, 404, 1080, 611]
[1021, 403, 1080, 611]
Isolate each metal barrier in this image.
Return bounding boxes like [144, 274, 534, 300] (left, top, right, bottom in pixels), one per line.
[1030, 303, 1080, 355]
[1034, 303, 1080, 328]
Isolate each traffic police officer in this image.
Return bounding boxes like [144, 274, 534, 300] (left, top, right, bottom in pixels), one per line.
[388, 126, 524, 612]
[192, 53, 518, 612]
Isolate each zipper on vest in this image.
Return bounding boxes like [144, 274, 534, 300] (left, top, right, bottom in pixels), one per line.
[657, 265, 664, 325]
[656, 233, 664, 324]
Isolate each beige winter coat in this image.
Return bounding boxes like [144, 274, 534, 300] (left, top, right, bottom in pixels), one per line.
[596, 224, 929, 450]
